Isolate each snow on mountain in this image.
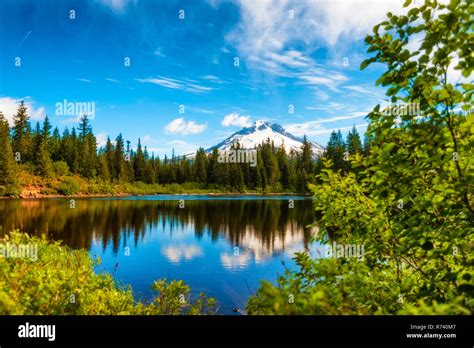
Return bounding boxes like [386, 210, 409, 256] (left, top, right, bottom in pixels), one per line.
[206, 120, 325, 155]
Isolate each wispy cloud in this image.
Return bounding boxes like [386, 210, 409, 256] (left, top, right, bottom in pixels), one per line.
[164, 118, 207, 135]
[225, 0, 404, 96]
[137, 76, 214, 94]
[343, 85, 384, 99]
[200, 75, 227, 84]
[105, 78, 120, 83]
[154, 48, 166, 58]
[306, 102, 347, 111]
[77, 78, 93, 83]
[286, 121, 368, 137]
[187, 106, 215, 114]
[285, 112, 368, 136]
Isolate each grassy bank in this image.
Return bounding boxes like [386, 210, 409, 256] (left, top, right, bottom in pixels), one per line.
[4, 170, 302, 198]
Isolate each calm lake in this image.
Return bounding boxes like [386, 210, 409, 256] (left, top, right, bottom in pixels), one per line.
[0, 195, 323, 314]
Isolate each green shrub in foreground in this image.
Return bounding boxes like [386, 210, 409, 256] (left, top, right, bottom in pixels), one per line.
[246, 0, 473, 315]
[0, 231, 217, 315]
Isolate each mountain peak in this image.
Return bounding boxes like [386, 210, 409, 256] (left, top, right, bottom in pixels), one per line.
[254, 120, 271, 129]
[206, 120, 324, 155]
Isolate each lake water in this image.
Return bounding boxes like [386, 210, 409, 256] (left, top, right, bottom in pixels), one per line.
[0, 195, 323, 314]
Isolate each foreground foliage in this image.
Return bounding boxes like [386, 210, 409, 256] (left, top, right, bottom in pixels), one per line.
[0, 231, 217, 315]
[247, 0, 473, 315]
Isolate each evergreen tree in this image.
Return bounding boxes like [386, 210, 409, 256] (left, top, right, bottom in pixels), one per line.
[230, 162, 245, 191]
[206, 149, 218, 185]
[32, 122, 42, 167]
[105, 136, 116, 180]
[145, 153, 156, 184]
[154, 156, 161, 184]
[37, 141, 54, 178]
[363, 133, 372, 156]
[325, 130, 346, 171]
[114, 134, 127, 181]
[77, 115, 97, 178]
[194, 148, 207, 183]
[98, 154, 111, 181]
[125, 140, 134, 182]
[42, 115, 52, 141]
[300, 135, 313, 173]
[277, 145, 290, 190]
[11, 101, 31, 162]
[0, 112, 18, 191]
[65, 127, 80, 173]
[347, 125, 363, 155]
[261, 140, 279, 190]
[50, 127, 61, 161]
[133, 138, 146, 182]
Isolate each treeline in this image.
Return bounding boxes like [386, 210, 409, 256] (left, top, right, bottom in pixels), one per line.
[0, 101, 370, 194]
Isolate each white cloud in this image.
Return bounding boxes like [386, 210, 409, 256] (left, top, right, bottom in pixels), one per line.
[77, 78, 93, 83]
[97, 0, 136, 13]
[96, 132, 108, 147]
[137, 76, 214, 94]
[164, 118, 206, 135]
[106, 78, 120, 83]
[0, 97, 46, 126]
[221, 113, 252, 127]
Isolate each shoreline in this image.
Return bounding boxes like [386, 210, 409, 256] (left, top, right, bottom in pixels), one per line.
[1, 191, 310, 200]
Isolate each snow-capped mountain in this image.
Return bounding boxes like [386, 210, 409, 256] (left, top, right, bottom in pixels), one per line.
[206, 120, 324, 155]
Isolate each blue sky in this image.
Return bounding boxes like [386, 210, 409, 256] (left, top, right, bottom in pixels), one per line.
[0, 0, 406, 156]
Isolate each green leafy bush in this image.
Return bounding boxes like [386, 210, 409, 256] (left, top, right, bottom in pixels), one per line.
[0, 231, 217, 315]
[57, 177, 81, 196]
[247, 0, 473, 315]
[53, 161, 70, 176]
[0, 184, 21, 197]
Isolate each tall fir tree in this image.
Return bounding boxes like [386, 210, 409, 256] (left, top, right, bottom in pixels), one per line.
[11, 101, 31, 162]
[114, 134, 127, 181]
[325, 130, 346, 171]
[133, 138, 146, 182]
[347, 125, 363, 155]
[194, 148, 207, 183]
[300, 135, 313, 173]
[277, 145, 291, 190]
[0, 112, 18, 191]
[104, 136, 116, 180]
